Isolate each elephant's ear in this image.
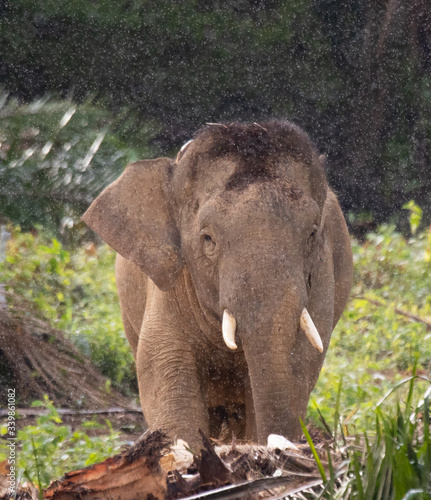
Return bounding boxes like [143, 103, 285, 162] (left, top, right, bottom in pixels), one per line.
[82, 158, 184, 291]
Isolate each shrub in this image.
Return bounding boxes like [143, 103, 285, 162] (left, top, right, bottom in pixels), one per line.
[312, 203, 431, 432]
[0, 94, 155, 232]
[0, 227, 136, 390]
[1, 396, 123, 489]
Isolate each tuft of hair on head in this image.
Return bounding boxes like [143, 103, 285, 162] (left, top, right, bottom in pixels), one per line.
[193, 120, 317, 190]
[195, 120, 314, 162]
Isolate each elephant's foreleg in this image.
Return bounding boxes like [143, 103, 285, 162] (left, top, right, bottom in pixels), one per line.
[115, 254, 148, 359]
[136, 321, 208, 450]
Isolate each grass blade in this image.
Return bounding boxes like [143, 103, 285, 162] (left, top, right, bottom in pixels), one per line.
[312, 399, 333, 438]
[333, 377, 343, 442]
[401, 489, 424, 500]
[31, 436, 44, 500]
[404, 363, 417, 420]
[375, 375, 430, 409]
[300, 418, 327, 482]
[352, 449, 365, 500]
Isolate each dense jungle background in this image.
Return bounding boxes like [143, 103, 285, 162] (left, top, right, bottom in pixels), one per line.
[0, 1, 430, 498]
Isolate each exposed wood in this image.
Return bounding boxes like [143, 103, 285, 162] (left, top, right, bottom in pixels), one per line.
[44, 430, 168, 500]
[38, 430, 333, 499]
[197, 431, 234, 486]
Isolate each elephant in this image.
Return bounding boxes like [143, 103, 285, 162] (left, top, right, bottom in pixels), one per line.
[83, 121, 353, 448]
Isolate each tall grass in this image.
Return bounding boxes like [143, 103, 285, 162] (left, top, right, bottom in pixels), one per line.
[301, 375, 431, 500]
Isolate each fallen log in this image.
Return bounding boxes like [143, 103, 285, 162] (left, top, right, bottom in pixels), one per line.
[41, 429, 334, 499]
[0, 408, 142, 418]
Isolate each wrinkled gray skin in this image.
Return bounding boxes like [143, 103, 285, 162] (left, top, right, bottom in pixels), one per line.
[83, 122, 353, 449]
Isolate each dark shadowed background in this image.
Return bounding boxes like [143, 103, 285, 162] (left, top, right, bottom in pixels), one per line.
[1, 0, 430, 232]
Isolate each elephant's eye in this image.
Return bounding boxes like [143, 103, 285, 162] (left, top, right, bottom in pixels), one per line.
[202, 234, 216, 256]
[309, 224, 318, 240]
[307, 226, 318, 253]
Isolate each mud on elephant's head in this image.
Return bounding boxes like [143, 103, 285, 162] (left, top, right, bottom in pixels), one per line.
[83, 121, 352, 444]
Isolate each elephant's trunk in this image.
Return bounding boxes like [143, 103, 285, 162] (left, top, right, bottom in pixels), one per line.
[241, 295, 309, 443]
[220, 255, 320, 444]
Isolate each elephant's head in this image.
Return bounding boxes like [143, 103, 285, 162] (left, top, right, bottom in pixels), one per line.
[172, 124, 328, 352]
[83, 121, 352, 442]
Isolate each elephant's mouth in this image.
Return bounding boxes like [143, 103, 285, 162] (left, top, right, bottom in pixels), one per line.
[221, 308, 323, 353]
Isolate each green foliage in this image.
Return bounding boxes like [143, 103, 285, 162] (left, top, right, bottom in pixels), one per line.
[404, 201, 424, 236]
[312, 218, 431, 433]
[355, 379, 431, 499]
[0, 227, 135, 389]
[66, 241, 135, 388]
[9, 396, 122, 489]
[0, 94, 155, 232]
[300, 418, 327, 482]
[306, 377, 431, 500]
[1, 0, 335, 134]
[2, 227, 74, 324]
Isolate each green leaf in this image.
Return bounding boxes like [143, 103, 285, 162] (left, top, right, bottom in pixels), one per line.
[31, 400, 45, 408]
[402, 201, 423, 235]
[299, 418, 327, 482]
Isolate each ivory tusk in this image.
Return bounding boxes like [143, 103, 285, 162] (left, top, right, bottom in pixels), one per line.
[180, 139, 193, 152]
[176, 139, 193, 162]
[222, 309, 237, 350]
[300, 308, 324, 353]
